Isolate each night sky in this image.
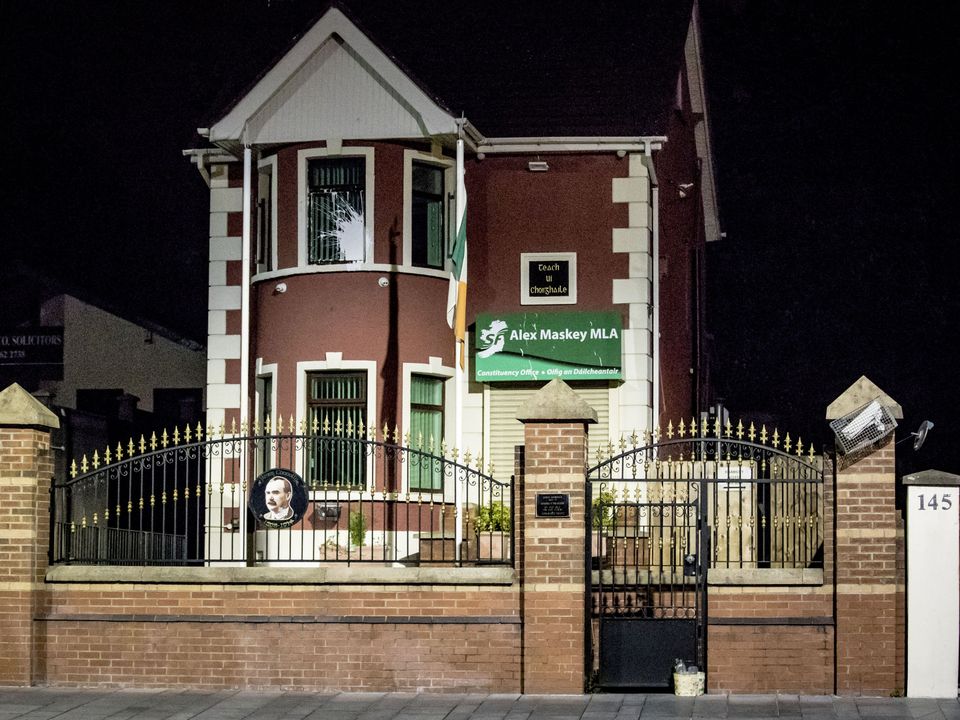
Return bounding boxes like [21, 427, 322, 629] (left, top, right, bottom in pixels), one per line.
[3, 1, 958, 474]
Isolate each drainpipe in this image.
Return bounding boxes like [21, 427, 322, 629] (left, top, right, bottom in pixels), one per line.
[240, 145, 252, 429]
[646, 150, 661, 432]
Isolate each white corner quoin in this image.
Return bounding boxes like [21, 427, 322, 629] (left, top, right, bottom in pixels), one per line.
[904, 469, 960, 698]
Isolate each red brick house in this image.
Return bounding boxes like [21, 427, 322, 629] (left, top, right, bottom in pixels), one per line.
[185, 0, 719, 499]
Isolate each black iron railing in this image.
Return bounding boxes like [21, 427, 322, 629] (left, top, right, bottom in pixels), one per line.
[588, 424, 825, 573]
[51, 429, 512, 567]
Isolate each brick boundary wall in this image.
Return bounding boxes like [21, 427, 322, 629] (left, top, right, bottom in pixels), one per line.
[35, 582, 520, 691]
[2, 380, 905, 694]
[707, 588, 835, 693]
[705, 456, 838, 695]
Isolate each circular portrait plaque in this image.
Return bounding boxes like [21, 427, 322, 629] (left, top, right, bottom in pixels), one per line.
[249, 468, 308, 528]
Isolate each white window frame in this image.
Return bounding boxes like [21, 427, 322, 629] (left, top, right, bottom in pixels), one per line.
[254, 360, 277, 474]
[402, 149, 454, 273]
[401, 357, 455, 500]
[256, 155, 278, 275]
[295, 356, 377, 493]
[297, 146, 375, 268]
[254, 359, 278, 428]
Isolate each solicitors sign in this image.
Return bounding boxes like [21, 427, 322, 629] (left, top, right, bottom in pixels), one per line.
[475, 312, 622, 382]
[0, 328, 64, 368]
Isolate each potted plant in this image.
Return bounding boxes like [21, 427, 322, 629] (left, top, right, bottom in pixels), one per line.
[473, 501, 511, 561]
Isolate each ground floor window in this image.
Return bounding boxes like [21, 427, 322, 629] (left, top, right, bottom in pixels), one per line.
[409, 374, 444, 492]
[307, 371, 367, 488]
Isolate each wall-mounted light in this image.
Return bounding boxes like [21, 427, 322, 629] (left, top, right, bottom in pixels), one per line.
[527, 161, 549, 172]
[378, 276, 389, 288]
[616, 149, 627, 159]
[274, 282, 287, 294]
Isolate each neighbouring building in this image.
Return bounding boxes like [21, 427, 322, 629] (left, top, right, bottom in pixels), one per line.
[0, 278, 206, 470]
[185, 0, 720, 489]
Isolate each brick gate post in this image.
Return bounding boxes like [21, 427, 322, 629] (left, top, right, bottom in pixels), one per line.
[516, 379, 597, 693]
[827, 376, 902, 695]
[0, 383, 59, 685]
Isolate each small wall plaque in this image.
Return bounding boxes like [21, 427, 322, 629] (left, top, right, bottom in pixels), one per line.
[536, 493, 570, 518]
[520, 252, 577, 305]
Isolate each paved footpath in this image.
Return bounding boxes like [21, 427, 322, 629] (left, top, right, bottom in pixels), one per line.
[1, 689, 958, 720]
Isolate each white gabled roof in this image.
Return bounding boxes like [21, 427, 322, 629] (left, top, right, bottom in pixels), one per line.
[209, 7, 458, 146]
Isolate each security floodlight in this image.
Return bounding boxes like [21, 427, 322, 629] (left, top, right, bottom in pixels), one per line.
[829, 398, 898, 455]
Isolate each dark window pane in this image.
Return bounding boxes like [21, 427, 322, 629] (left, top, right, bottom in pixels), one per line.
[411, 162, 444, 269]
[307, 157, 365, 264]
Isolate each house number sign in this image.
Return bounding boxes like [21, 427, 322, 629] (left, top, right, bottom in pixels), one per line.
[916, 492, 953, 511]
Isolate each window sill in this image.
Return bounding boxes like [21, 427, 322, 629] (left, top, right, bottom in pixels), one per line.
[253, 264, 449, 284]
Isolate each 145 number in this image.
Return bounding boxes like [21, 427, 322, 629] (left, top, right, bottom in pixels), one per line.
[918, 493, 953, 511]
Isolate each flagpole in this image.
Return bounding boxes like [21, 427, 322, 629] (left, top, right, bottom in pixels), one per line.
[453, 134, 465, 561]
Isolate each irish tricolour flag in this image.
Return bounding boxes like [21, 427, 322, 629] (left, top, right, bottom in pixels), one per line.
[447, 138, 467, 368]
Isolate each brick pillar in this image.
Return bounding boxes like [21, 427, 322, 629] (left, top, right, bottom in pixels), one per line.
[827, 377, 901, 695]
[0, 383, 59, 685]
[516, 380, 597, 693]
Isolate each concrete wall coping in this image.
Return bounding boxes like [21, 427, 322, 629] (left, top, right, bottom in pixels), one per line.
[45, 564, 516, 586]
[707, 568, 824, 586]
[516, 379, 598, 423]
[826, 375, 903, 420]
[902, 469, 960, 487]
[0, 383, 60, 429]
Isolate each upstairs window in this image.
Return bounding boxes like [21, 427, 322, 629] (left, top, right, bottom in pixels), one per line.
[411, 162, 445, 269]
[256, 160, 275, 273]
[307, 157, 365, 264]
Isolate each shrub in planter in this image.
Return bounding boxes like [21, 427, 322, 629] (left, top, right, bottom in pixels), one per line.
[348, 510, 367, 547]
[475, 502, 511, 532]
[592, 490, 615, 531]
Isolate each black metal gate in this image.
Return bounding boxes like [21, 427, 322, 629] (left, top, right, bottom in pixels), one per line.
[587, 421, 824, 689]
[588, 477, 706, 689]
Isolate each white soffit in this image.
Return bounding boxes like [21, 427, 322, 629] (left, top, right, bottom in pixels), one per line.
[209, 8, 458, 145]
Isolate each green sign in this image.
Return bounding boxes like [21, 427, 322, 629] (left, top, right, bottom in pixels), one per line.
[475, 312, 622, 382]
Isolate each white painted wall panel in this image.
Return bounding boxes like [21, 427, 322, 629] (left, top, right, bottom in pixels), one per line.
[247, 38, 455, 144]
[208, 286, 242, 311]
[210, 187, 244, 213]
[207, 334, 242, 360]
[210, 237, 242, 262]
